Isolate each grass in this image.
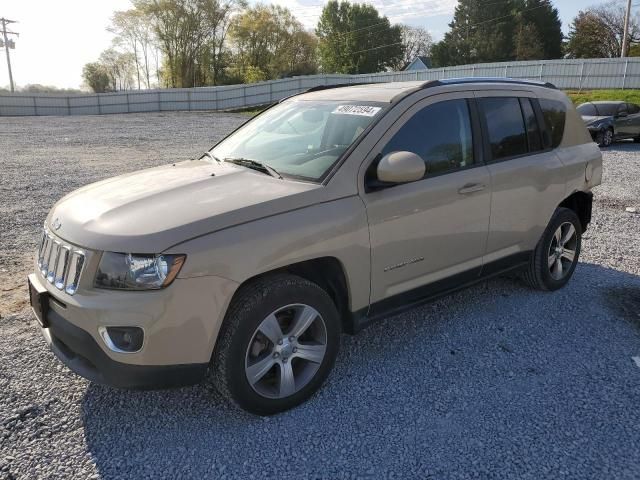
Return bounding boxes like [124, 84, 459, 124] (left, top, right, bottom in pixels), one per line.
[565, 89, 640, 105]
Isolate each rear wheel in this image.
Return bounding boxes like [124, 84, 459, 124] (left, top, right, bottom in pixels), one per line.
[524, 208, 582, 291]
[210, 274, 340, 415]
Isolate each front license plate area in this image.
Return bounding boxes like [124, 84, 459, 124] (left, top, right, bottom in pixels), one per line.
[28, 275, 50, 328]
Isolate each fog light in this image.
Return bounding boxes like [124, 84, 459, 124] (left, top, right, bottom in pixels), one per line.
[99, 326, 144, 353]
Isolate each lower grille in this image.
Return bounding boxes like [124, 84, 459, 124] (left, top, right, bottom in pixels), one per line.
[37, 229, 85, 295]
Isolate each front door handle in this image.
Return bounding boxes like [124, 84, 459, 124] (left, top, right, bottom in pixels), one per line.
[458, 183, 486, 195]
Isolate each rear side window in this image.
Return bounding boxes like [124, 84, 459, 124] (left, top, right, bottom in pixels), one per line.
[381, 99, 474, 177]
[629, 103, 640, 114]
[539, 99, 567, 149]
[479, 97, 528, 160]
[520, 98, 543, 152]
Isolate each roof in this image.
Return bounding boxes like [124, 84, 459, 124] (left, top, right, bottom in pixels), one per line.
[403, 56, 432, 71]
[586, 101, 626, 105]
[294, 78, 556, 104]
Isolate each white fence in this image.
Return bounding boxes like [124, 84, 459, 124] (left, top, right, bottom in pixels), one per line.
[2, 58, 640, 117]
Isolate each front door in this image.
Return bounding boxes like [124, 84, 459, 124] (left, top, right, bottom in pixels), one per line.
[359, 95, 491, 312]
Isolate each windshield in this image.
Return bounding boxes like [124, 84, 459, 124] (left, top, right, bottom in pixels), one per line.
[211, 100, 385, 182]
[576, 103, 597, 116]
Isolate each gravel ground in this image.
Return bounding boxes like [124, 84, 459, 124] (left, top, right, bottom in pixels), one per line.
[1, 112, 639, 480]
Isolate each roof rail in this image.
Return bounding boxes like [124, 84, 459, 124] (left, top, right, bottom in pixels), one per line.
[421, 77, 557, 90]
[279, 82, 373, 103]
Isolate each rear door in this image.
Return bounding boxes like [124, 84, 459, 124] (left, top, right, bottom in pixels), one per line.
[477, 92, 566, 269]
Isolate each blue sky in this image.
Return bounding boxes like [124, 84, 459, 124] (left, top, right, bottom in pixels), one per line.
[0, 0, 619, 89]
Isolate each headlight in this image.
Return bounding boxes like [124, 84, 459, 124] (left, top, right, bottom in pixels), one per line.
[95, 252, 186, 290]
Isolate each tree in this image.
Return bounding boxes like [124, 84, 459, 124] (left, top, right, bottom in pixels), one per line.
[519, 0, 563, 59]
[99, 48, 136, 91]
[395, 25, 433, 70]
[82, 62, 112, 93]
[229, 5, 317, 81]
[566, 3, 640, 58]
[316, 1, 403, 74]
[431, 0, 517, 67]
[109, 9, 157, 88]
[432, 0, 562, 66]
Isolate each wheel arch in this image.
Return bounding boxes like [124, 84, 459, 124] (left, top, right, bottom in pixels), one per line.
[227, 257, 355, 335]
[559, 191, 593, 232]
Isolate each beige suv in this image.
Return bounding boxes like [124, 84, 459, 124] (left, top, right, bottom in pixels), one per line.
[29, 79, 602, 415]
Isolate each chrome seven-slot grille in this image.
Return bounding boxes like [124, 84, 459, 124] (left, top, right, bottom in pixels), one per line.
[37, 229, 85, 295]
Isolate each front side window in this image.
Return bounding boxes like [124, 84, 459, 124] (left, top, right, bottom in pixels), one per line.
[629, 103, 640, 114]
[539, 98, 567, 149]
[480, 97, 528, 160]
[211, 100, 385, 182]
[381, 99, 474, 177]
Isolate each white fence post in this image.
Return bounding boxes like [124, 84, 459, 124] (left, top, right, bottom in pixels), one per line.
[623, 60, 629, 90]
[538, 62, 544, 80]
[504, 64, 509, 78]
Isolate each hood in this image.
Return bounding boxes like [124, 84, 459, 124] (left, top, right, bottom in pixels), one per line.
[46, 160, 322, 253]
[581, 115, 610, 126]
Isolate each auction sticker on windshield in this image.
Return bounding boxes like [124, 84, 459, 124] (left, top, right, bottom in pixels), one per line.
[333, 105, 381, 117]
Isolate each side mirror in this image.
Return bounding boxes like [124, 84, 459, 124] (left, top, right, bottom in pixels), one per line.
[617, 111, 628, 118]
[377, 151, 426, 184]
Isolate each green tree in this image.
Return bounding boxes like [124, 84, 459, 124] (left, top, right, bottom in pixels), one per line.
[316, 1, 403, 74]
[519, 0, 563, 59]
[82, 62, 112, 93]
[229, 4, 317, 80]
[566, 4, 640, 59]
[513, 21, 544, 60]
[431, 0, 517, 67]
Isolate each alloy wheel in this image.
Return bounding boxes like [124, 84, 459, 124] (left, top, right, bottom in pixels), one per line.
[548, 222, 578, 280]
[245, 304, 327, 399]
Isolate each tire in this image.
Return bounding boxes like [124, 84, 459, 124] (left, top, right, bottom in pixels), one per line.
[524, 207, 582, 291]
[210, 273, 340, 415]
[598, 128, 614, 147]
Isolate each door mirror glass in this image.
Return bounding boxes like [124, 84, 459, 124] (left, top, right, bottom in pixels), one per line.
[377, 151, 425, 184]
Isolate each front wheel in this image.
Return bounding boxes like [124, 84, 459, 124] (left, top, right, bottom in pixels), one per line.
[597, 128, 613, 147]
[210, 274, 340, 415]
[524, 208, 582, 291]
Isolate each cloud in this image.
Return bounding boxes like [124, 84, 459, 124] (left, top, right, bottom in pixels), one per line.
[264, 0, 458, 29]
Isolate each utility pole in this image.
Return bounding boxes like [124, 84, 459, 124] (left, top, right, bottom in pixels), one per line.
[1, 18, 17, 92]
[622, 0, 632, 58]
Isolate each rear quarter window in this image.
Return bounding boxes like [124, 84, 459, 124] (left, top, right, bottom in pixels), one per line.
[539, 99, 567, 149]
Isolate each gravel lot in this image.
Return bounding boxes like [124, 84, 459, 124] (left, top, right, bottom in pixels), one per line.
[1, 112, 639, 479]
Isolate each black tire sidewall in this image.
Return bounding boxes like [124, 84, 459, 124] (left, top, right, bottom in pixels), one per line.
[224, 277, 340, 415]
[537, 209, 582, 291]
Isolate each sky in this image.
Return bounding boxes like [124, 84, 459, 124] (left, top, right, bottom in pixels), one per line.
[0, 0, 610, 90]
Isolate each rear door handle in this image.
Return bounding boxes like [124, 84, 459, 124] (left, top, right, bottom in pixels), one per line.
[458, 183, 486, 195]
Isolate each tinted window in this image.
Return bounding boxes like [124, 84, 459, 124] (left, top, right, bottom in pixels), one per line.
[539, 99, 567, 149]
[577, 103, 597, 116]
[618, 104, 628, 114]
[381, 99, 474, 177]
[480, 97, 528, 160]
[629, 103, 640, 114]
[521, 98, 542, 152]
[593, 103, 619, 116]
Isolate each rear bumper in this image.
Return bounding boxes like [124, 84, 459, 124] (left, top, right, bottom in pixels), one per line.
[41, 307, 208, 389]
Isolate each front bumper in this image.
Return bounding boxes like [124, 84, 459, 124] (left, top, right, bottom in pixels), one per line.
[29, 269, 239, 389]
[42, 306, 208, 389]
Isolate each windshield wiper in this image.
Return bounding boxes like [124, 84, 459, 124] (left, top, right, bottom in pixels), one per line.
[201, 151, 222, 163]
[223, 157, 283, 180]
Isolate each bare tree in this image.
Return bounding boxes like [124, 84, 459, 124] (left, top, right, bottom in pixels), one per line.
[589, 2, 639, 57]
[397, 25, 433, 70]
